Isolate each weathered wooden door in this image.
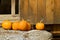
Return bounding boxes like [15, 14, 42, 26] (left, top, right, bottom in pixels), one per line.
[20, 0, 60, 24]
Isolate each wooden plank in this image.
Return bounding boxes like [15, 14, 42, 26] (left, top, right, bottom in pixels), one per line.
[52, 31, 60, 34]
[20, 0, 28, 20]
[23, 0, 29, 20]
[37, 0, 46, 23]
[46, 0, 54, 24]
[54, 0, 60, 24]
[29, 0, 37, 24]
[20, 0, 24, 19]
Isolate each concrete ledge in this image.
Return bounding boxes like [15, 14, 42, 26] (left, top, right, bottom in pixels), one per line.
[0, 28, 52, 40]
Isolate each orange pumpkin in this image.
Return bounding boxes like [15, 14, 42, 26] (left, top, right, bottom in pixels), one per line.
[18, 20, 27, 31]
[36, 22, 44, 30]
[2, 20, 12, 30]
[26, 23, 31, 31]
[12, 21, 19, 30]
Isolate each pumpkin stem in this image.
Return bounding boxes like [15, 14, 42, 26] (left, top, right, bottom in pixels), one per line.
[40, 18, 44, 23]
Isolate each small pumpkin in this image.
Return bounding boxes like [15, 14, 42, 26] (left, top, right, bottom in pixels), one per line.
[2, 20, 12, 30]
[12, 21, 19, 30]
[36, 22, 44, 30]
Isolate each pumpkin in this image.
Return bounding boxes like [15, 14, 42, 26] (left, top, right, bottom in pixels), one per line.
[36, 22, 44, 30]
[18, 20, 27, 31]
[26, 22, 31, 31]
[12, 21, 19, 30]
[2, 20, 12, 30]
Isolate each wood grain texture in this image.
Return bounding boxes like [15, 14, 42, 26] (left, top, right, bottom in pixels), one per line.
[20, 0, 24, 19]
[20, 0, 60, 24]
[37, 0, 46, 23]
[20, 0, 45, 24]
[20, 0, 28, 20]
[29, 0, 37, 24]
[46, 0, 54, 24]
[54, 0, 60, 24]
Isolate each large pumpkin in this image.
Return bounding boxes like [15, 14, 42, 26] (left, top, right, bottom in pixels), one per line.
[26, 22, 31, 30]
[2, 20, 12, 30]
[18, 20, 27, 31]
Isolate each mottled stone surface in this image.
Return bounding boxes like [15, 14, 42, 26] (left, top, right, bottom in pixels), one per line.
[0, 28, 52, 40]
